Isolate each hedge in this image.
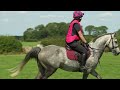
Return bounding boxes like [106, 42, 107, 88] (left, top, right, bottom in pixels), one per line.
[0, 36, 22, 54]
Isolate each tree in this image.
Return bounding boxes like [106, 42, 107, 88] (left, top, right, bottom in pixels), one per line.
[92, 26, 108, 36]
[45, 23, 59, 36]
[99, 26, 108, 34]
[57, 22, 69, 36]
[85, 25, 95, 35]
[23, 28, 34, 40]
[34, 24, 47, 39]
[116, 29, 120, 46]
[116, 29, 120, 35]
[35, 24, 45, 32]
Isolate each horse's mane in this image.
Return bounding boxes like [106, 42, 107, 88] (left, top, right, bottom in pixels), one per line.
[92, 33, 114, 42]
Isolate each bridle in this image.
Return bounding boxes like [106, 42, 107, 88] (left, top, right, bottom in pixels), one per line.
[107, 34, 119, 49]
[89, 34, 119, 64]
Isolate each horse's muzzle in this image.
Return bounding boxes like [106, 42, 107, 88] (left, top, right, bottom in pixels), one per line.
[117, 52, 120, 55]
[118, 52, 120, 55]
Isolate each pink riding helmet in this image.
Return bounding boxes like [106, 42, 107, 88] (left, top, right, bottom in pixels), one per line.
[73, 11, 84, 18]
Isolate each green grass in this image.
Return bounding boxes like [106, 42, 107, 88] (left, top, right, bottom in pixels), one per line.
[0, 54, 38, 79]
[21, 41, 41, 47]
[0, 52, 120, 79]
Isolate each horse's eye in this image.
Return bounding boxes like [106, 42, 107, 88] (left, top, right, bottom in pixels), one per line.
[115, 41, 117, 44]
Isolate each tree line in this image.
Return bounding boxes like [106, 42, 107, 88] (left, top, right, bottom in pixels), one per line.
[23, 22, 69, 41]
[1, 22, 120, 54]
[85, 25, 108, 36]
[23, 22, 109, 41]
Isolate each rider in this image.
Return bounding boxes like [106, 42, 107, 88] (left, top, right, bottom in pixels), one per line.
[65, 11, 89, 71]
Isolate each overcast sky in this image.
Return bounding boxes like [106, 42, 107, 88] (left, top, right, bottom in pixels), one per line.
[0, 11, 120, 36]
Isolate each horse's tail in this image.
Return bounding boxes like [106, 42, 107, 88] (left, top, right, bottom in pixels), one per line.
[8, 47, 41, 77]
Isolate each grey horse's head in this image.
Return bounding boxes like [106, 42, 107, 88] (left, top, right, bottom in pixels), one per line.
[106, 33, 120, 56]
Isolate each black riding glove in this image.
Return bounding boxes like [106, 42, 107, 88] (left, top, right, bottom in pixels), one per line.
[85, 43, 89, 48]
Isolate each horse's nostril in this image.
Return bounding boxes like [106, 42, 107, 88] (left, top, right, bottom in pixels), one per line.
[117, 52, 120, 55]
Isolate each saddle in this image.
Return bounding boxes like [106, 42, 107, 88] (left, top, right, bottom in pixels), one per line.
[65, 44, 90, 61]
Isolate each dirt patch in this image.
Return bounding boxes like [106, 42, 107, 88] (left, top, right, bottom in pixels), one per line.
[22, 46, 32, 53]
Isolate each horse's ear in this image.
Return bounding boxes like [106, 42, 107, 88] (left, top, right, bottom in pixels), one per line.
[112, 32, 116, 37]
[114, 32, 116, 37]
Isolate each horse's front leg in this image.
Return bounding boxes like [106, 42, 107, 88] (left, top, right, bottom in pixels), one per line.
[90, 70, 102, 79]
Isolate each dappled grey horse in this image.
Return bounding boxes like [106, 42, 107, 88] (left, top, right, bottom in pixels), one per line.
[9, 33, 120, 79]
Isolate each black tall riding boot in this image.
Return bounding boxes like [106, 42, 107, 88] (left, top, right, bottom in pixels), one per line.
[80, 54, 87, 71]
[77, 54, 81, 64]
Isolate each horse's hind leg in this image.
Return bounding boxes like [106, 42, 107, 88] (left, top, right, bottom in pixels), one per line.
[45, 66, 57, 79]
[90, 70, 102, 79]
[35, 67, 57, 79]
[35, 60, 46, 79]
[35, 60, 57, 79]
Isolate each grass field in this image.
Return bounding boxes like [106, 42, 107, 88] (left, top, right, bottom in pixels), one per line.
[0, 52, 120, 79]
[0, 42, 120, 79]
[21, 41, 41, 47]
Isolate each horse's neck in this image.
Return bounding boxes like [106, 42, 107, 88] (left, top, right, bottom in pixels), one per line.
[92, 35, 110, 60]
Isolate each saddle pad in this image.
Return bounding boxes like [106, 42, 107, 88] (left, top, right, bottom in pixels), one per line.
[66, 49, 78, 61]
